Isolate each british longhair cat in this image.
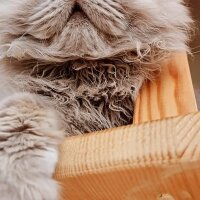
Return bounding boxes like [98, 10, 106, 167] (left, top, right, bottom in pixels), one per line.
[0, 0, 192, 199]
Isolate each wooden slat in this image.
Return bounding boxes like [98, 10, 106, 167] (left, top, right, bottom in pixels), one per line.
[134, 53, 197, 124]
[55, 53, 199, 199]
[55, 112, 200, 200]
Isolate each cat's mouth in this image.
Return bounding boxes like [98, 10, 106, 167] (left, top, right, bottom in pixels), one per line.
[69, 3, 86, 19]
[71, 3, 82, 13]
[67, 1, 126, 37]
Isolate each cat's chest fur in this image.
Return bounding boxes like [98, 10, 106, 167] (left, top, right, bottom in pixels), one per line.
[10, 59, 142, 135]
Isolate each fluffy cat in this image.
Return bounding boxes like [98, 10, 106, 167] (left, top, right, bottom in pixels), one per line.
[0, 0, 192, 199]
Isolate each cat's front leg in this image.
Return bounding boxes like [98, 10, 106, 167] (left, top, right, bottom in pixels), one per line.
[0, 92, 64, 200]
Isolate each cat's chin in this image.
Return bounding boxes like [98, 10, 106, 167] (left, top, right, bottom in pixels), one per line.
[67, 1, 126, 37]
[69, 11, 87, 20]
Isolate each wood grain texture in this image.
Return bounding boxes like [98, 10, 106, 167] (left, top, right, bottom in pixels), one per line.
[54, 53, 199, 199]
[55, 112, 200, 200]
[134, 53, 197, 124]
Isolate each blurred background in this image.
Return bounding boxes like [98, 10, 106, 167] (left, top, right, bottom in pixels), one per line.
[188, 0, 200, 108]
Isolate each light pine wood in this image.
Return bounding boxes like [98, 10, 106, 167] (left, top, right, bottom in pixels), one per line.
[55, 112, 200, 200]
[134, 53, 197, 124]
[54, 53, 199, 199]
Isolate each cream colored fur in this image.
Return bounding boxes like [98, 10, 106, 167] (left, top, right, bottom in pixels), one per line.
[0, 93, 64, 200]
[0, 0, 192, 199]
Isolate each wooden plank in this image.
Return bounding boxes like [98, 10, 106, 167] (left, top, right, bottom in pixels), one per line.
[55, 112, 200, 200]
[134, 53, 197, 124]
[54, 53, 198, 199]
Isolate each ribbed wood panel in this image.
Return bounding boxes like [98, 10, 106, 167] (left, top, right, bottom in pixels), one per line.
[54, 53, 198, 199]
[134, 53, 197, 124]
[55, 112, 200, 200]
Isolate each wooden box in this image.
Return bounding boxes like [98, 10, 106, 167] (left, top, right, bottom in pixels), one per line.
[54, 53, 199, 200]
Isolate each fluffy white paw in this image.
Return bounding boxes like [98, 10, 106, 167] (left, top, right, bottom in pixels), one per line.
[0, 93, 64, 200]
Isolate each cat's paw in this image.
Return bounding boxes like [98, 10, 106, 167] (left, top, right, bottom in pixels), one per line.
[0, 93, 64, 200]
